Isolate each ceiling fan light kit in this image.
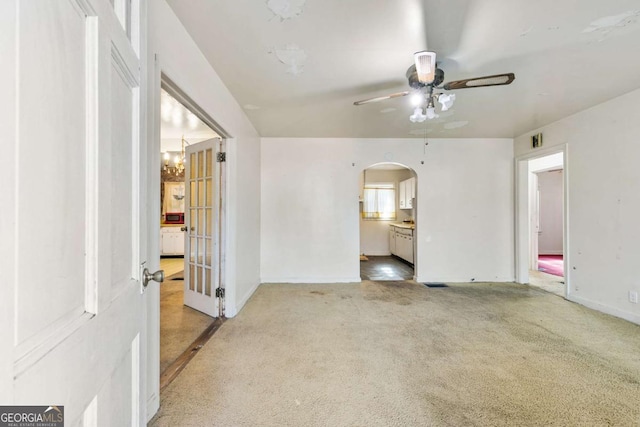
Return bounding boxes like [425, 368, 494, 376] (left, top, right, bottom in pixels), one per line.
[354, 51, 515, 123]
[409, 107, 427, 123]
[437, 93, 455, 111]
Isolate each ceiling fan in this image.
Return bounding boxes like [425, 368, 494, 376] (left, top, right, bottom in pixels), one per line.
[354, 51, 515, 122]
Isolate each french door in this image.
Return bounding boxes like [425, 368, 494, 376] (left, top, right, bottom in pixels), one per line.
[183, 139, 225, 317]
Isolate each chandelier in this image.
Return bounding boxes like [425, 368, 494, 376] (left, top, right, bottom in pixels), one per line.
[163, 136, 189, 176]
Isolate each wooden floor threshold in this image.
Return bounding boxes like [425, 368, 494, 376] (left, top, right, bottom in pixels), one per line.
[160, 317, 225, 392]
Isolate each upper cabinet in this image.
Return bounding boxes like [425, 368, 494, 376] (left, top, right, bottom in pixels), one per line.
[399, 177, 415, 209]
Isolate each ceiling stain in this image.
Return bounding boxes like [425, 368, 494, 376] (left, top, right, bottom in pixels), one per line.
[266, 0, 306, 21]
[270, 44, 307, 75]
[582, 10, 640, 40]
[409, 128, 433, 135]
[444, 121, 469, 130]
[519, 26, 534, 37]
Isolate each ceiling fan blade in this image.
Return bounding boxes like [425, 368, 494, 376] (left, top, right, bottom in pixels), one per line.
[443, 73, 515, 90]
[353, 91, 409, 106]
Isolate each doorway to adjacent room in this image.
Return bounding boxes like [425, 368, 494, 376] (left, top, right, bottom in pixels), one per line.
[158, 81, 226, 381]
[358, 163, 417, 281]
[516, 149, 567, 297]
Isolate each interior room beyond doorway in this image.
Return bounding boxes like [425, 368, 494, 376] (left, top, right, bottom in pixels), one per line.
[159, 87, 220, 375]
[359, 163, 416, 281]
[528, 153, 565, 297]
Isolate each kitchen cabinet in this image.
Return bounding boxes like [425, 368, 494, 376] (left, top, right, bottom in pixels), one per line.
[399, 177, 415, 210]
[389, 225, 414, 264]
[161, 226, 185, 256]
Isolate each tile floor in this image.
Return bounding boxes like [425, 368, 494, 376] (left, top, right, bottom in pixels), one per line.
[360, 256, 414, 281]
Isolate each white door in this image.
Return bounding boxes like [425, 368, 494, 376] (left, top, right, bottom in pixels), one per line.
[183, 139, 224, 317]
[1, 1, 148, 425]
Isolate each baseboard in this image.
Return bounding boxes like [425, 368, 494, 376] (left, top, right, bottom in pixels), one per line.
[416, 276, 515, 284]
[568, 294, 640, 325]
[361, 251, 391, 256]
[260, 277, 362, 284]
[539, 251, 563, 255]
[226, 281, 261, 318]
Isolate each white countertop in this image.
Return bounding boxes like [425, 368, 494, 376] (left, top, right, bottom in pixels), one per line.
[390, 222, 415, 230]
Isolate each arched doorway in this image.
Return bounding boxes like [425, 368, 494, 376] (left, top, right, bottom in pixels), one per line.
[358, 162, 417, 281]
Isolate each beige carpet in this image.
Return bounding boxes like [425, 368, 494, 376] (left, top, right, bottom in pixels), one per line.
[150, 281, 640, 426]
[160, 276, 214, 374]
[529, 269, 565, 297]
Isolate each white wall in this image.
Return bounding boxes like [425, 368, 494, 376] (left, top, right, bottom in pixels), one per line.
[515, 88, 640, 324]
[359, 168, 413, 256]
[261, 138, 514, 283]
[146, 1, 262, 419]
[148, 0, 261, 317]
[537, 170, 563, 255]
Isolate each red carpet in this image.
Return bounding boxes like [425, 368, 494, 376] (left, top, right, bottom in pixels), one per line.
[538, 255, 564, 277]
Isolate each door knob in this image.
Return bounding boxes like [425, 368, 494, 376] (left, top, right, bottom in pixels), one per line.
[142, 268, 164, 288]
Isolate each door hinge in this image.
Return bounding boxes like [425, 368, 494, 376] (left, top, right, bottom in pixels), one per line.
[215, 288, 225, 298]
[216, 152, 226, 162]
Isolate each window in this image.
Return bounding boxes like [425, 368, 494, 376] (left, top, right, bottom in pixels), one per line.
[362, 183, 396, 220]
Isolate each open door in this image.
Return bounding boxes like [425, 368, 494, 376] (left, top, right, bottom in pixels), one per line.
[183, 139, 225, 317]
[1, 1, 150, 425]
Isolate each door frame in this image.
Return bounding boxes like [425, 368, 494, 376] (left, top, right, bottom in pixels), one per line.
[145, 67, 229, 420]
[514, 144, 569, 296]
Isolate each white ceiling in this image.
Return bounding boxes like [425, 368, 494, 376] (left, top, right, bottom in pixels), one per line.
[160, 88, 219, 152]
[166, 0, 640, 139]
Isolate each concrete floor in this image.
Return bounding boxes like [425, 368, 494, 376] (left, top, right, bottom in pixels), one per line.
[159, 261, 213, 374]
[150, 281, 640, 426]
[160, 257, 185, 279]
[360, 256, 414, 281]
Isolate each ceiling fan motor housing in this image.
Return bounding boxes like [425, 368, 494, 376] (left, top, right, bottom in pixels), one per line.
[406, 65, 444, 88]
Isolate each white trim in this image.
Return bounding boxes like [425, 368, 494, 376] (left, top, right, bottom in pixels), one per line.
[131, 334, 140, 427]
[144, 53, 162, 423]
[110, 42, 139, 88]
[218, 138, 227, 316]
[146, 393, 159, 424]
[84, 15, 99, 314]
[14, 310, 93, 376]
[260, 277, 362, 284]
[514, 143, 569, 299]
[132, 86, 141, 283]
[362, 251, 393, 256]
[226, 281, 261, 318]
[82, 395, 98, 426]
[568, 295, 640, 326]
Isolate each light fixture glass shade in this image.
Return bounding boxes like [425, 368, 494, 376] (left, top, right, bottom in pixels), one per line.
[414, 51, 437, 84]
[426, 106, 438, 120]
[409, 107, 427, 123]
[438, 93, 456, 111]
